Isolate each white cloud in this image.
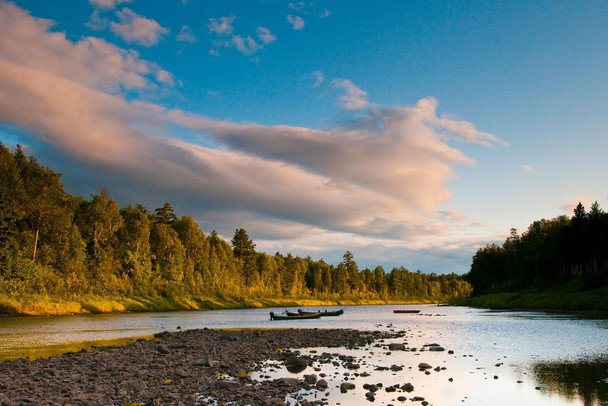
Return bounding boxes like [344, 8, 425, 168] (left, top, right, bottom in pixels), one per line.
[287, 15, 305, 30]
[209, 49, 220, 57]
[176, 25, 197, 43]
[110, 8, 168, 47]
[88, 0, 131, 10]
[521, 164, 534, 171]
[256, 27, 276, 45]
[332, 78, 369, 111]
[207, 15, 235, 36]
[311, 70, 324, 87]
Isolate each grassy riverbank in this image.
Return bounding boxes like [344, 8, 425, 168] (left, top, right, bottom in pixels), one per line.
[454, 285, 608, 313]
[0, 294, 434, 316]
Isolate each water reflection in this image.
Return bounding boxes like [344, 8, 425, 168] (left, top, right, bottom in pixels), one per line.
[532, 357, 608, 406]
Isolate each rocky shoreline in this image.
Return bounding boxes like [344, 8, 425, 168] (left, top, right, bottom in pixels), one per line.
[0, 328, 398, 405]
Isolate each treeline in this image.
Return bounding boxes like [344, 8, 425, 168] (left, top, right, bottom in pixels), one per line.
[466, 202, 608, 294]
[0, 143, 470, 304]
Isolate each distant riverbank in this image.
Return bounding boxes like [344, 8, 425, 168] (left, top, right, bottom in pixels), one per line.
[454, 286, 608, 313]
[0, 294, 436, 317]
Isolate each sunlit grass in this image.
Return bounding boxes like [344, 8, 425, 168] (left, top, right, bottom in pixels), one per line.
[0, 292, 443, 316]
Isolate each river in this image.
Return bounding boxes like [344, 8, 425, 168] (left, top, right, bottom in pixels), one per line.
[1, 304, 607, 405]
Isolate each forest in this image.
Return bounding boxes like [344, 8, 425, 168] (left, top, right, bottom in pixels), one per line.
[0, 142, 471, 313]
[465, 201, 608, 295]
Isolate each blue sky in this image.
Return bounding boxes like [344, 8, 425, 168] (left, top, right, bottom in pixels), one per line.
[1, 0, 607, 273]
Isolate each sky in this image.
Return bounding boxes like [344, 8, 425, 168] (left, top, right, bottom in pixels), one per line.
[1, 0, 607, 274]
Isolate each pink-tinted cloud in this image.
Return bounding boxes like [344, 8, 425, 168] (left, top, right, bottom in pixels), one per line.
[88, 0, 131, 10]
[332, 78, 368, 110]
[207, 15, 235, 36]
[256, 27, 276, 45]
[110, 8, 168, 47]
[287, 15, 305, 30]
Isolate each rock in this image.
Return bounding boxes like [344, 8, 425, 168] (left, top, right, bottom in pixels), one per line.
[304, 374, 317, 384]
[118, 379, 148, 394]
[388, 343, 406, 351]
[397, 396, 407, 402]
[0, 393, 10, 406]
[345, 362, 360, 370]
[154, 331, 172, 339]
[418, 362, 432, 370]
[429, 346, 445, 352]
[390, 364, 403, 371]
[412, 396, 425, 401]
[401, 383, 414, 392]
[340, 382, 356, 392]
[156, 344, 170, 354]
[194, 356, 218, 367]
[316, 379, 328, 390]
[274, 378, 301, 388]
[285, 356, 308, 373]
[215, 380, 241, 390]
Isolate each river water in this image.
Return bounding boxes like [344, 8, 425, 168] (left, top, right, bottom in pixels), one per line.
[1, 304, 607, 405]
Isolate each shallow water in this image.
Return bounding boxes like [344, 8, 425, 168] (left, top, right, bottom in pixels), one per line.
[1, 304, 607, 405]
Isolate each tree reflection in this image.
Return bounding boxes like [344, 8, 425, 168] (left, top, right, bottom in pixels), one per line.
[532, 357, 608, 406]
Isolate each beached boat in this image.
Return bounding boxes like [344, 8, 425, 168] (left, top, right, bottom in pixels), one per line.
[269, 311, 323, 321]
[393, 309, 421, 314]
[298, 309, 344, 317]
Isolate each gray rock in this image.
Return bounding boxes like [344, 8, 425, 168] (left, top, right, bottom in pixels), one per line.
[316, 379, 328, 390]
[418, 362, 432, 370]
[388, 343, 406, 351]
[118, 379, 148, 394]
[401, 382, 414, 392]
[285, 356, 308, 373]
[194, 356, 218, 367]
[156, 345, 170, 354]
[304, 374, 317, 384]
[215, 380, 241, 390]
[340, 382, 356, 391]
[274, 377, 301, 388]
[429, 346, 445, 351]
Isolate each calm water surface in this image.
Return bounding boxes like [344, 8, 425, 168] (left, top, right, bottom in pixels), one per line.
[1, 304, 607, 405]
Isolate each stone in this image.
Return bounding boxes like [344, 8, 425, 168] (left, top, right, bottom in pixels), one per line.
[215, 380, 241, 390]
[401, 383, 414, 392]
[285, 356, 308, 373]
[303, 374, 317, 384]
[340, 382, 356, 392]
[194, 356, 218, 367]
[156, 345, 170, 354]
[316, 379, 328, 390]
[118, 379, 148, 394]
[388, 343, 406, 351]
[418, 362, 432, 370]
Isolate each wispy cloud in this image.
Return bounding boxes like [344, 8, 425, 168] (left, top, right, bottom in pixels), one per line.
[88, 0, 131, 10]
[521, 164, 534, 171]
[287, 15, 305, 30]
[311, 70, 324, 87]
[256, 27, 276, 45]
[332, 79, 369, 111]
[110, 8, 169, 47]
[86, 10, 109, 31]
[208, 16, 274, 56]
[207, 15, 235, 36]
[176, 25, 197, 42]
[319, 9, 331, 19]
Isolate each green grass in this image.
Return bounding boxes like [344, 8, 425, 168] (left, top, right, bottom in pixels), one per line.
[0, 293, 444, 316]
[454, 285, 608, 313]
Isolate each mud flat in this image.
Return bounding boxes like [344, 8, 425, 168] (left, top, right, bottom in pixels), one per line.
[0, 328, 398, 405]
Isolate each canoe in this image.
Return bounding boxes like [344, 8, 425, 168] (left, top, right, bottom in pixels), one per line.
[393, 310, 421, 314]
[299, 309, 344, 317]
[269, 311, 323, 321]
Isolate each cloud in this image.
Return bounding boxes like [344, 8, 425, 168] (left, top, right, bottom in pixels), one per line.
[559, 195, 596, 215]
[0, 1, 506, 273]
[207, 15, 235, 36]
[110, 8, 169, 47]
[521, 164, 534, 171]
[86, 10, 109, 31]
[256, 27, 276, 45]
[231, 35, 261, 55]
[311, 70, 324, 87]
[88, 0, 131, 10]
[319, 9, 331, 19]
[176, 25, 197, 42]
[287, 15, 305, 30]
[208, 49, 220, 56]
[332, 78, 369, 111]
[0, 2, 173, 92]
